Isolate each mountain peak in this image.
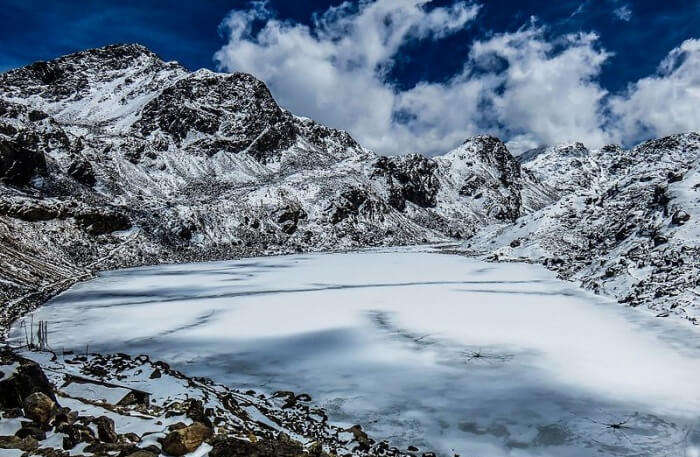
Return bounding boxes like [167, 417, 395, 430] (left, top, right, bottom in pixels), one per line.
[72, 43, 159, 60]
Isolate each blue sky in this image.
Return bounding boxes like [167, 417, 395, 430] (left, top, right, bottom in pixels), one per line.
[2, 1, 698, 154]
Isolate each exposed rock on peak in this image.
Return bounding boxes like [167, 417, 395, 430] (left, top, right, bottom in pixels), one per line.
[135, 70, 297, 162]
[518, 142, 601, 196]
[371, 154, 440, 211]
[439, 136, 528, 222]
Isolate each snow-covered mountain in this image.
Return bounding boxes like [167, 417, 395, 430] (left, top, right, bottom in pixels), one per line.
[470, 135, 699, 321]
[0, 44, 697, 328]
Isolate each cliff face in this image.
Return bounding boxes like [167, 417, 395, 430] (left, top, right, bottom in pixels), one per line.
[0, 43, 697, 328]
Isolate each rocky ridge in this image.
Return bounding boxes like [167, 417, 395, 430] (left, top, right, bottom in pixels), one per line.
[0, 43, 697, 322]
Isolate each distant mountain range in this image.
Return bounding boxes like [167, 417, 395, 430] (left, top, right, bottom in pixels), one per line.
[0, 44, 697, 330]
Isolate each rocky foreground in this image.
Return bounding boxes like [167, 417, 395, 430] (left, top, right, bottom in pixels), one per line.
[1, 347, 415, 457]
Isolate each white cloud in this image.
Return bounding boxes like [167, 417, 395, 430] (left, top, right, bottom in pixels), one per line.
[215, 1, 699, 155]
[215, 0, 481, 154]
[613, 5, 632, 22]
[469, 28, 611, 151]
[608, 39, 700, 144]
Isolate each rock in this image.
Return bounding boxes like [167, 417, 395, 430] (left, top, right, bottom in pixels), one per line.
[74, 209, 131, 235]
[123, 432, 141, 443]
[671, 209, 690, 225]
[0, 435, 39, 451]
[23, 392, 55, 425]
[372, 155, 440, 211]
[67, 159, 96, 186]
[276, 204, 307, 235]
[0, 199, 61, 221]
[53, 408, 77, 428]
[459, 174, 486, 197]
[308, 441, 324, 456]
[167, 422, 187, 432]
[125, 451, 158, 457]
[27, 110, 48, 122]
[347, 424, 372, 451]
[2, 408, 23, 418]
[273, 391, 297, 409]
[185, 399, 212, 428]
[330, 188, 369, 224]
[160, 422, 211, 456]
[94, 415, 118, 443]
[208, 433, 305, 457]
[0, 135, 46, 186]
[58, 422, 96, 449]
[84, 441, 136, 455]
[149, 368, 162, 379]
[134, 72, 297, 162]
[15, 421, 47, 440]
[142, 444, 162, 455]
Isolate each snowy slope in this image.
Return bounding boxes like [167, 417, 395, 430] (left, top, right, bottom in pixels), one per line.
[0, 43, 697, 328]
[467, 134, 700, 322]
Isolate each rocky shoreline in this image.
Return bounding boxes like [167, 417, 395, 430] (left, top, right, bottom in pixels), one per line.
[1, 345, 420, 457]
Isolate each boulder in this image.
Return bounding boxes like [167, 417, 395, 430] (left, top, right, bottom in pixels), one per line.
[83, 441, 136, 455]
[160, 422, 211, 456]
[142, 444, 162, 455]
[15, 421, 47, 440]
[671, 209, 690, 225]
[0, 435, 39, 451]
[27, 110, 49, 122]
[125, 451, 159, 457]
[67, 159, 96, 186]
[58, 422, 96, 449]
[276, 204, 307, 235]
[23, 392, 55, 425]
[185, 399, 212, 428]
[347, 424, 372, 451]
[94, 415, 118, 443]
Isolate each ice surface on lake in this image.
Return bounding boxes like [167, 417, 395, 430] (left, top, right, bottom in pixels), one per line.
[11, 249, 700, 456]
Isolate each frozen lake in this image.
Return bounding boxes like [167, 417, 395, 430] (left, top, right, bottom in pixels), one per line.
[10, 249, 700, 456]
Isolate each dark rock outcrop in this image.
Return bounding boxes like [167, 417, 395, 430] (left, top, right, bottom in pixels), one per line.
[0, 135, 46, 186]
[0, 354, 57, 410]
[372, 154, 440, 211]
[135, 72, 297, 162]
[67, 159, 96, 186]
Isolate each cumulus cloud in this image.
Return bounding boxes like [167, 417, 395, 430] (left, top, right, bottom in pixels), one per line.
[609, 39, 700, 144]
[215, 0, 699, 155]
[468, 28, 611, 151]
